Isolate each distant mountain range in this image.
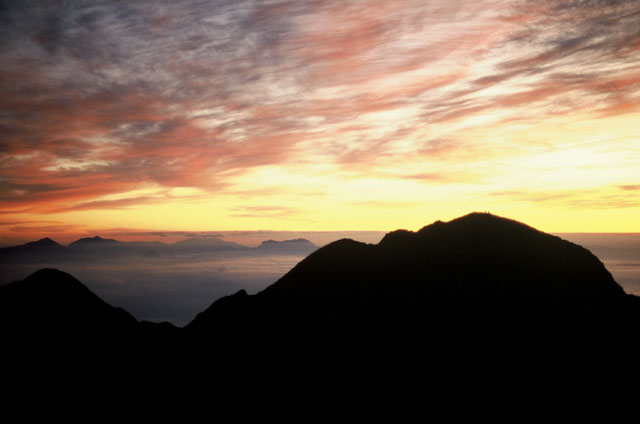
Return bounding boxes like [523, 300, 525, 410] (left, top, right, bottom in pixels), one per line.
[2, 213, 639, 420]
[0, 234, 318, 263]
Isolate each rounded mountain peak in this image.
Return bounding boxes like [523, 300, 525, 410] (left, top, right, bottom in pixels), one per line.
[264, 212, 623, 299]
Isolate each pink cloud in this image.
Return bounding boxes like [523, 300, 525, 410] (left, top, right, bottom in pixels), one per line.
[1, 0, 639, 219]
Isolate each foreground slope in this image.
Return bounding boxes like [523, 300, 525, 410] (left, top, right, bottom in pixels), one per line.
[1, 268, 179, 410]
[0, 268, 137, 336]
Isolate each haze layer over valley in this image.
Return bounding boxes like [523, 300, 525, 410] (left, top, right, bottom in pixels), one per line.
[1, 229, 638, 326]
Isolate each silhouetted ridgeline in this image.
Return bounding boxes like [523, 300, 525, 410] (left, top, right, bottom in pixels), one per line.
[0, 234, 318, 264]
[2, 213, 639, 420]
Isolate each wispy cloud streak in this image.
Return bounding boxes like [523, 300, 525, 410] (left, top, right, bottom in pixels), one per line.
[1, 0, 639, 233]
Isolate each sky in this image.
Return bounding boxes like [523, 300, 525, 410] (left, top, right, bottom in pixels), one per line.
[1, 0, 640, 245]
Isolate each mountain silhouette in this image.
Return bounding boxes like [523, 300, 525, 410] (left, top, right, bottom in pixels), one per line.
[2, 213, 639, 420]
[0, 268, 180, 414]
[68, 235, 123, 247]
[24, 237, 61, 248]
[256, 238, 317, 254]
[189, 212, 625, 331]
[0, 234, 317, 283]
[0, 237, 63, 255]
[185, 213, 638, 419]
[170, 236, 244, 251]
[0, 268, 136, 338]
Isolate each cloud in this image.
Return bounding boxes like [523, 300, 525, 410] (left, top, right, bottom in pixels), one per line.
[491, 189, 640, 209]
[348, 200, 417, 208]
[1, 0, 639, 222]
[49, 196, 170, 213]
[230, 205, 300, 218]
[619, 185, 640, 191]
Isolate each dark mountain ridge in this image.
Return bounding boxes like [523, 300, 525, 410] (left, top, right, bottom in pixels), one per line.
[183, 213, 639, 419]
[2, 213, 639, 420]
[0, 268, 136, 335]
[0, 234, 316, 257]
[68, 235, 123, 247]
[269, 212, 621, 295]
[190, 212, 624, 331]
[26, 237, 61, 248]
[0, 237, 63, 253]
[0, 235, 317, 273]
[258, 237, 317, 249]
